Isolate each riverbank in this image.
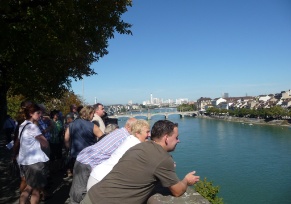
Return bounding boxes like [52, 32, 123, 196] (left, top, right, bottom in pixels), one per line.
[197, 115, 291, 127]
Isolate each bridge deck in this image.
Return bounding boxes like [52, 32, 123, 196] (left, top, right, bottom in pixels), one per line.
[109, 111, 198, 120]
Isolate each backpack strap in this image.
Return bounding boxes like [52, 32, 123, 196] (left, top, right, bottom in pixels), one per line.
[13, 122, 31, 158]
[19, 122, 31, 140]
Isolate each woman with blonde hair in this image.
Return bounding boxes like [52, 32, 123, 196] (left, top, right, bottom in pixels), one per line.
[79, 106, 94, 120]
[87, 119, 150, 190]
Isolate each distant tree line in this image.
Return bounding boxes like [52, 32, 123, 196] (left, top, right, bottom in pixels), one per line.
[206, 106, 291, 120]
[177, 104, 197, 112]
[140, 104, 160, 109]
[176, 103, 291, 120]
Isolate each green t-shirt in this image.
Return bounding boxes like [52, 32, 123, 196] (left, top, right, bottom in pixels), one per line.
[50, 120, 63, 143]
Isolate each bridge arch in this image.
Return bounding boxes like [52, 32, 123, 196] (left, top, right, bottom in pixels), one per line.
[109, 111, 198, 120]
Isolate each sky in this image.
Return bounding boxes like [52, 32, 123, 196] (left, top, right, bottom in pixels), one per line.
[71, 0, 291, 105]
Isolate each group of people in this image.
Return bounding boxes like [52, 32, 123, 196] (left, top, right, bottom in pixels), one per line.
[67, 118, 200, 204]
[9, 100, 200, 204]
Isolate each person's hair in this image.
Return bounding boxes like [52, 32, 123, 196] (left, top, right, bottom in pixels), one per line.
[15, 100, 33, 123]
[79, 106, 94, 120]
[124, 117, 137, 128]
[93, 103, 103, 111]
[151, 120, 178, 140]
[104, 124, 119, 134]
[131, 119, 150, 136]
[66, 113, 74, 119]
[77, 105, 84, 113]
[70, 104, 77, 112]
[20, 101, 33, 109]
[23, 103, 41, 119]
[50, 109, 59, 119]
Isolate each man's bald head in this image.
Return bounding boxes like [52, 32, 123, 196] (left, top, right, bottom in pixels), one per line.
[124, 117, 137, 134]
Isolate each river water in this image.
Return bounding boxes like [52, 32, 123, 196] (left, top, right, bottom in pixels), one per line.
[117, 110, 291, 204]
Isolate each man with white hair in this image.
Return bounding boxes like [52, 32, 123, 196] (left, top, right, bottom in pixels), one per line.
[69, 117, 137, 204]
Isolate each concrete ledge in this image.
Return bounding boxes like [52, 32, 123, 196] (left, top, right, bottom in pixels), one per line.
[147, 186, 210, 204]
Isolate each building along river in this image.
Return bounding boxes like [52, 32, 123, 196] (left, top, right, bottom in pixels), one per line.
[117, 112, 291, 204]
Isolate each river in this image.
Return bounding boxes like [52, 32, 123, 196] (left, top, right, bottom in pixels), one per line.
[117, 111, 291, 204]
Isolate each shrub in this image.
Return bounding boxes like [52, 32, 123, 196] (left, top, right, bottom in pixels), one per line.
[194, 177, 223, 204]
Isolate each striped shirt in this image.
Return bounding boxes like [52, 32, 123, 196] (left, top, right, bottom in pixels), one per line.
[76, 127, 130, 169]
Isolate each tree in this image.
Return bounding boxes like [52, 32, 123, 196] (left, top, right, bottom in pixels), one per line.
[206, 107, 220, 115]
[177, 104, 194, 112]
[7, 90, 85, 122]
[44, 91, 85, 115]
[6, 92, 26, 119]
[0, 0, 132, 128]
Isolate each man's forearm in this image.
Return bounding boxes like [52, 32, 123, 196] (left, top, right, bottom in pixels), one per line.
[169, 178, 188, 197]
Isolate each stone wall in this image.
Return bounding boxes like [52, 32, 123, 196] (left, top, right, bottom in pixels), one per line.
[147, 186, 210, 204]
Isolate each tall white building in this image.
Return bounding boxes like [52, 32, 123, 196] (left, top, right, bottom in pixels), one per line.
[222, 93, 229, 98]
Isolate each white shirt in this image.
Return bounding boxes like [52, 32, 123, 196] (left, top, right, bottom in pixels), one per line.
[90, 135, 140, 182]
[92, 114, 105, 133]
[18, 120, 49, 165]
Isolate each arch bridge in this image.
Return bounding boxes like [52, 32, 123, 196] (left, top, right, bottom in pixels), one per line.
[109, 111, 198, 120]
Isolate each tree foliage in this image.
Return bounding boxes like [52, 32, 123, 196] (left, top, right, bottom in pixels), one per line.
[0, 0, 132, 128]
[195, 177, 223, 204]
[43, 90, 85, 115]
[177, 104, 196, 112]
[207, 106, 291, 119]
[206, 107, 228, 115]
[7, 90, 84, 121]
[6, 92, 27, 120]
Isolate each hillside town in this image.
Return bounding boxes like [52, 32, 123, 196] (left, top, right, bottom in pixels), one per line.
[197, 89, 291, 111]
[104, 89, 291, 115]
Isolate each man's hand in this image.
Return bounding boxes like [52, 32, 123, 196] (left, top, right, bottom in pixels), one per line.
[185, 171, 200, 186]
[169, 171, 200, 197]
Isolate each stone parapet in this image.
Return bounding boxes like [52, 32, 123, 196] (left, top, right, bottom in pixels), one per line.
[147, 186, 210, 204]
